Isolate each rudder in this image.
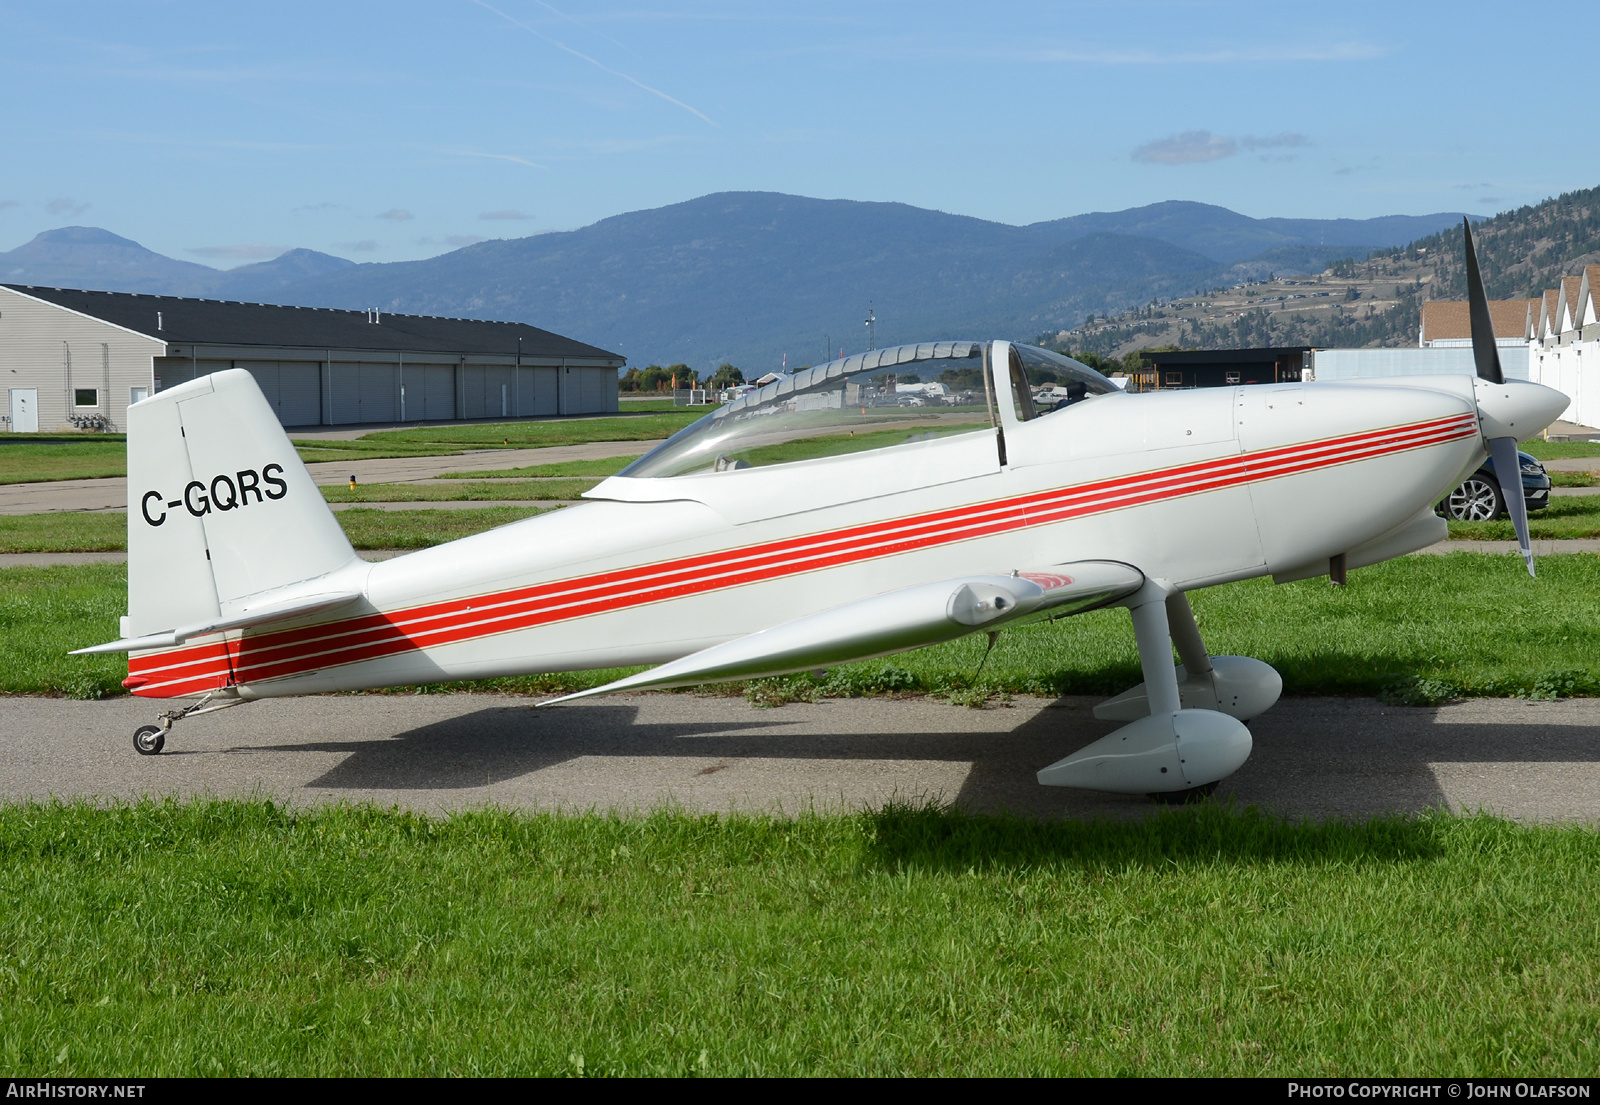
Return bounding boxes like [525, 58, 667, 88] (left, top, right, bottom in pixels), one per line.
[126, 369, 357, 638]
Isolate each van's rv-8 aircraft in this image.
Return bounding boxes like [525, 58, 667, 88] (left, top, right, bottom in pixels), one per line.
[79, 223, 1568, 801]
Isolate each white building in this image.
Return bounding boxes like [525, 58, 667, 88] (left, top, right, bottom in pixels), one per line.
[0, 285, 624, 433]
[1526, 265, 1600, 429]
[1309, 298, 1534, 384]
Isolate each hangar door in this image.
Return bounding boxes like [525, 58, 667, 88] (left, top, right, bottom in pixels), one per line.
[397, 364, 455, 422]
[328, 362, 399, 425]
[458, 363, 517, 420]
[517, 366, 557, 416]
[242, 360, 321, 427]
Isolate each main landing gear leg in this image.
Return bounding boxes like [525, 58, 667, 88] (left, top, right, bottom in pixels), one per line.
[1091, 591, 1283, 723]
[1037, 581, 1253, 799]
[132, 691, 245, 756]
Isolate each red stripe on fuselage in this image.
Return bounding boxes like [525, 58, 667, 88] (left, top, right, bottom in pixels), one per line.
[129, 413, 1479, 695]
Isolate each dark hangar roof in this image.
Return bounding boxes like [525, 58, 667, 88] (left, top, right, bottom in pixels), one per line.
[2, 285, 623, 363]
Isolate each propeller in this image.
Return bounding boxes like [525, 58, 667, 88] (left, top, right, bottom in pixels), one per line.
[1463, 217, 1535, 577]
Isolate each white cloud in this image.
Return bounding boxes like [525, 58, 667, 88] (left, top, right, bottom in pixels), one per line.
[0, 200, 19, 211]
[1131, 131, 1236, 165]
[337, 239, 381, 252]
[377, 208, 413, 221]
[46, 197, 90, 216]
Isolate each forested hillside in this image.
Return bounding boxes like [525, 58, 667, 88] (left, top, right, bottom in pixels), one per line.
[1052, 184, 1600, 359]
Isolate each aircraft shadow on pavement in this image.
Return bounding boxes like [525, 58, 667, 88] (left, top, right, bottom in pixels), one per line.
[226, 695, 1600, 823]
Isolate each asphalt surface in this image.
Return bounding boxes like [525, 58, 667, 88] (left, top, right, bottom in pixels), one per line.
[4, 693, 1598, 822]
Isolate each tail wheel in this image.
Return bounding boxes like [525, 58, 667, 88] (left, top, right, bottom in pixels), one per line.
[1444, 475, 1505, 521]
[133, 725, 165, 756]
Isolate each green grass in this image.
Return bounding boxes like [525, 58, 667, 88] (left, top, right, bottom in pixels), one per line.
[619, 397, 719, 412]
[0, 439, 127, 484]
[1550, 471, 1598, 487]
[0, 505, 549, 556]
[440, 457, 635, 479]
[363, 413, 705, 449]
[0, 565, 128, 697]
[322, 479, 597, 503]
[1448, 493, 1600, 540]
[1521, 438, 1600, 460]
[728, 421, 989, 469]
[2, 798, 1598, 1075]
[0, 513, 126, 553]
[333, 507, 548, 549]
[7, 553, 1598, 702]
[293, 442, 468, 465]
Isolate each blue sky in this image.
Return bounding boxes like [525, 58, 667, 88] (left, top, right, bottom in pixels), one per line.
[2, 0, 1592, 266]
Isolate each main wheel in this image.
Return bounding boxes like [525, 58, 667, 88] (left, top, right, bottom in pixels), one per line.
[133, 725, 165, 756]
[1147, 780, 1220, 805]
[1444, 475, 1505, 521]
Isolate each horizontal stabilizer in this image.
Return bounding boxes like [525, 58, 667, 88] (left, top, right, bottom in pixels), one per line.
[71, 591, 361, 654]
[542, 560, 1144, 705]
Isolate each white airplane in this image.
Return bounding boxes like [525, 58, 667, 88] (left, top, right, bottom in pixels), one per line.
[79, 223, 1566, 801]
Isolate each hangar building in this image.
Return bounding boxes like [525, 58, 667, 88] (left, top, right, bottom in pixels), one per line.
[0, 284, 623, 433]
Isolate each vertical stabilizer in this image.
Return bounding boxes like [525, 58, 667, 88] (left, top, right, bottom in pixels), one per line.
[125, 369, 357, 637]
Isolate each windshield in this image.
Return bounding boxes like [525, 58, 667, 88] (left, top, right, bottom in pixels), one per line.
[1011, 345, 1119, 417]
[619, 342, 1000, 479]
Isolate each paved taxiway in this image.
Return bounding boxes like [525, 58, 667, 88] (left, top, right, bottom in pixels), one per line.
[3, 693, 1597, 822]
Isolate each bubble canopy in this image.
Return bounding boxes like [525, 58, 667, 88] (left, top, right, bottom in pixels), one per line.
[618, 342, 1118, 480]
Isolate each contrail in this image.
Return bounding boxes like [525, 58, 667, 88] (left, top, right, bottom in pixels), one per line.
[468, 0, 718, 128]
[524, 0, 642, 60]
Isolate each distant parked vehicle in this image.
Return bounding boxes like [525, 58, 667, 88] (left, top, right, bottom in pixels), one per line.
[1439, 449, 1550, 521]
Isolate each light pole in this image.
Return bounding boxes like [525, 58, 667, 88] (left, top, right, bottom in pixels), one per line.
[864, 304, 876, 352]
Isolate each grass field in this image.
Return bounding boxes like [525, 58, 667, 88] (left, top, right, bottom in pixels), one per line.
[1448, 493, 1600, 540]
[11, 553, 1598, 702]
[331, 507, 547, 549]
[1521, 439, 1600, 460]
[0, 513, 127, 553]
[2, 798, 1597, 1075]
[291, 440, 469, 465]
[441, 457, 634, 479]
[0, 439, 127, 484]
[1549, 471, 1597, 487]
[0, 503, 550, 554]
[364, 413, 706, 449]
[321, 479, 597, 503]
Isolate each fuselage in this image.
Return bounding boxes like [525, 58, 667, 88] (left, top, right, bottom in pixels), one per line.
[126, 374, 1484, 700]
[128, 371, 1485, 700]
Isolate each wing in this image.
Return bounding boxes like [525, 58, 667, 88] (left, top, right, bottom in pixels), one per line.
[541, 560, 1144, 705]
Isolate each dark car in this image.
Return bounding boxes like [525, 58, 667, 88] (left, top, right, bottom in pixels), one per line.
[1439, 450, 1550, 521]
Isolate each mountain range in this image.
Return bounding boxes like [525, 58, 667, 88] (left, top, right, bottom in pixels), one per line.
[0, 196, 1471, 372]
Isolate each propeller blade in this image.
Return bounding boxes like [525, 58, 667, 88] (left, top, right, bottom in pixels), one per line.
[1488, 435, 1535, 577]
[1463, 217, 1504, 385]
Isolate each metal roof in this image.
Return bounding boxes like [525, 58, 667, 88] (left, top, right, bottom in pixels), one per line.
[2, 284, 623, 363]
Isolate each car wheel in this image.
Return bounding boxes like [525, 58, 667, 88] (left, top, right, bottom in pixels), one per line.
[1445, 475, 1505, 521]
